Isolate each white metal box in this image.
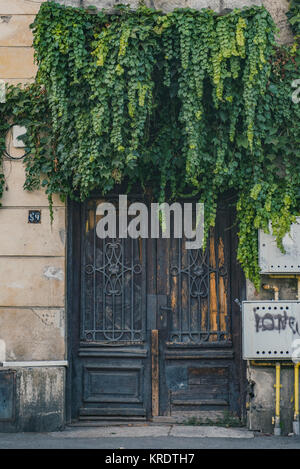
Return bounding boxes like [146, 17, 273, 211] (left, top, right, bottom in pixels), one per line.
[0, 80, 5, 103]
[259, 218, 300, 274]
[243, 301, 300, 360]
[12, 125, 27, 148]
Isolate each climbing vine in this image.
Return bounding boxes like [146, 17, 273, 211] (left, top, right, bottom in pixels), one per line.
[287, 0, 300, 38]
[0, 1, 299, 289]
[236, 0, 300, 285]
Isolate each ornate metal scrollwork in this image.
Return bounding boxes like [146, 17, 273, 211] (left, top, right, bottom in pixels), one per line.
[85, 242, 142, 297]
[171, 248, 227, 299]
[169, 237, 229, 344]
[83, 236, 144, 343]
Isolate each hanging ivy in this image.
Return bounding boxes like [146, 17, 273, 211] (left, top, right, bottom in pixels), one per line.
[0, 1, 299, 290]
[287, 0, 300, 38]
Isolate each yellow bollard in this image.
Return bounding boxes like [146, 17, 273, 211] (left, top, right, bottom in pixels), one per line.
[293, 363, 300, 435]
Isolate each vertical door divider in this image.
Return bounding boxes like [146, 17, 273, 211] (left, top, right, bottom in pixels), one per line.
[151, 329, 159, 417]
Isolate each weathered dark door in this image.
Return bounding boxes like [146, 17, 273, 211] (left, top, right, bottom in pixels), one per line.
[68, 196, 245, 422]
[154, 202, 245, 419]
[69, 198, 152, 421]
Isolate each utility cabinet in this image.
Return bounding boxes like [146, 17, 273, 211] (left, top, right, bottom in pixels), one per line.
[259, 218, 300, 274]
[243, 301, 300, 360]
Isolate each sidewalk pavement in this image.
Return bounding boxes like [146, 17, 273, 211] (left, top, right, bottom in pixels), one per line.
[0, 425, 300, 449]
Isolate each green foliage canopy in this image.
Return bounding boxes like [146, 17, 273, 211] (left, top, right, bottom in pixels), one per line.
[0, 1, 299, 289]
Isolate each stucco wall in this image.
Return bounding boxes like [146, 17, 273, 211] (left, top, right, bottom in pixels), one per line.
[0, 0, 296, 432]
[0, 0, 65, 431]
[0, 1, 66, 363]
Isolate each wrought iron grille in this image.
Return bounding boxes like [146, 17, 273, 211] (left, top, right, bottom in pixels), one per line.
[81, 199, 231, 345]
[167, 232, 231, 344]
[81, 199, 146, 343]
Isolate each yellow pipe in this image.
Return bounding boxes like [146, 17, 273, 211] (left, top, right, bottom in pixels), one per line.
[272, 362, 282, 435]
[262, 284, 279, 301]
[275, 363, 281, 418]
[294, 363, 299, 421]
[270, 275, 299, 278]
[250, 361, 293, 367]
[268, 275, 300, 300]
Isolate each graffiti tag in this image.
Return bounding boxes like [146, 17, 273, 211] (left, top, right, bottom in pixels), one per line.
[254, 310, 300, 336]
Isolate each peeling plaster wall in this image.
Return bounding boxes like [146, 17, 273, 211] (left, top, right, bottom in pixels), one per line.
[0, 0, 295, 432]
[0, 367, 65, 432]
[16, 367, 65, 432]
[246, 277, 299, 435]
[247, 364, 295, 435]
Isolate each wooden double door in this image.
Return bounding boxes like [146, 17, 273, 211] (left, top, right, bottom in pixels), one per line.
[68, 196, 245, 422]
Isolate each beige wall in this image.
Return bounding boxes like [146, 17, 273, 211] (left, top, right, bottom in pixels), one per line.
[0, 0, 43, 82]
[0, 158, 66, 361]
[0, 0, 65, 363]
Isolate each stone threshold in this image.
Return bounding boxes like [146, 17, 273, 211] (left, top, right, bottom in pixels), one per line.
[62, 424, 254, 439]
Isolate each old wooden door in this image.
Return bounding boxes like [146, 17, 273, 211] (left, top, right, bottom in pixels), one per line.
[69, 197, 152, 421]
[154, 201, 245, 419]
[68, 196, 245, 422]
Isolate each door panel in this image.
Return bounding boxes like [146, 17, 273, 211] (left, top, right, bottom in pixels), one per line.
[157, 204, 243, 418]
[71, 198, 151, 421]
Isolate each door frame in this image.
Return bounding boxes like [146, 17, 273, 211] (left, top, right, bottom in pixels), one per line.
[66, 198, 81, 424]
[228, 202, 247, 420]
[65, 195, 247, 424]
